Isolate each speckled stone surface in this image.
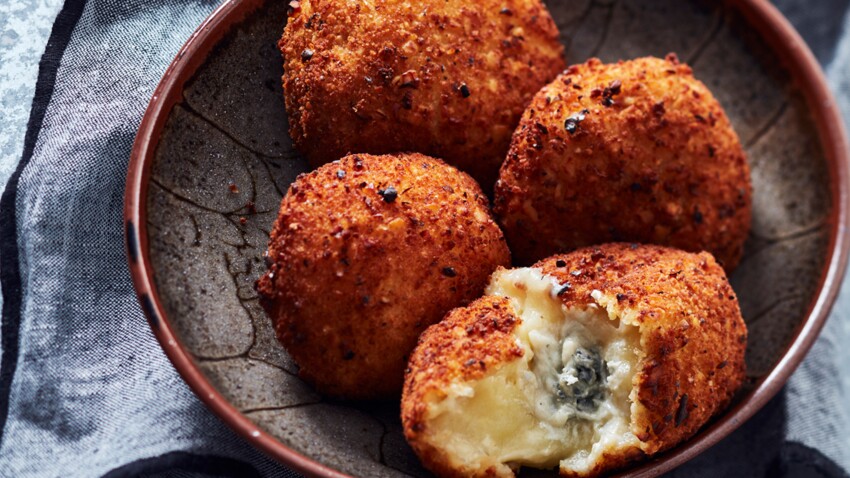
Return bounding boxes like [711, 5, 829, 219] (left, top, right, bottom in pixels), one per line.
[145, 0, 834, 476]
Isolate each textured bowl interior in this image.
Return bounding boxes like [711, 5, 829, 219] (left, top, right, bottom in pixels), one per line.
[144, 0, 831, 476]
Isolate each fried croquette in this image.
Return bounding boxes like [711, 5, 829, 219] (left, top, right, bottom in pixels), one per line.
[256, 153, 511, 399]
[494, 55, 752, 270]
[402, 244, 746, 477]
[279, 0, 566, 188]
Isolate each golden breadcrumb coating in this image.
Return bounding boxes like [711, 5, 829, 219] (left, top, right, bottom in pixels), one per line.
[279, 0, 566, 188]
[494, 55, 752, 270]
[256, 153, 511, 399]
[402, 243, 746, 477]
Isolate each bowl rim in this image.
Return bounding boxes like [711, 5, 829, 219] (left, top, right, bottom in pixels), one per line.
[123, 0, 850, 476]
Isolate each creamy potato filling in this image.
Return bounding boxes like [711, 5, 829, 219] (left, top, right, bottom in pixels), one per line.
[426, 268, 642, 476]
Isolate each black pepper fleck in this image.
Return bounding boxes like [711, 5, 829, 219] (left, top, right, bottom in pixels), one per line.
[556, 260, 567, 267]
[693, 209, 703, 224]
[301, 49, 314, 61]
[459, 83, 471, 98]
[564, 109, 589, 134]
[343, 350, 355, 360]
[675, 394, 689, 426]
[378, 67, 393, 85]
[556, 283, 572, 295]
[378, 186, 398, 203]
[401, 90, 413, 109]
[442, 267, 457, 277]
[600, 80, 622, 107]
[304, 12, 322, 29]
[499, 7, 512, 15]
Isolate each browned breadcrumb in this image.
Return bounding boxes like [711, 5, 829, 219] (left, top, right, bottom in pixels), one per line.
[279, 0, 566, 188]
[402, 244, 746, 477]
[534, 244, 746, 458]
[402, 295, 524, 478]
[256, 153, 511, 399]
[494, 56, 752, 270]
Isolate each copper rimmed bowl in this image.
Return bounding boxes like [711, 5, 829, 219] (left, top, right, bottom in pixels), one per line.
[124, 0, 850, 476]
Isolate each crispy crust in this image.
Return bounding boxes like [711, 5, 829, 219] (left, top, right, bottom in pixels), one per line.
[534, 244, 746, 457]
[560, 448, 645, 478]
[402, 295, 524, 478]
[401, 244, 746, 477]
[279, 0, 565, 188]
[256, 153, 510, 399]
[494, 56, 752, 270]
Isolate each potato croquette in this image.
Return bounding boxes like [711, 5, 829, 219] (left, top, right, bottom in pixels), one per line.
[494, 55, 752, 270]
[256, 153, 511, 399]
[402, 244, 746, 478]
[279, 0, 565, 188]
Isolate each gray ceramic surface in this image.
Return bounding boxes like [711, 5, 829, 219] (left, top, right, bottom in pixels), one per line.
[145, 0, 831, 476]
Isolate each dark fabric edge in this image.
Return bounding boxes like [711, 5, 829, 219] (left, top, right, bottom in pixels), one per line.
[0, 0, 89, 448]
[100, 451, 263, 478]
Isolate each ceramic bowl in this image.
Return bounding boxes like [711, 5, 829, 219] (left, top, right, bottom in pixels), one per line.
[125, 0, 850, 476]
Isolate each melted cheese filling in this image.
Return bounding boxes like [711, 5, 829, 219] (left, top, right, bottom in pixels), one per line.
[426, 268, 641, 476]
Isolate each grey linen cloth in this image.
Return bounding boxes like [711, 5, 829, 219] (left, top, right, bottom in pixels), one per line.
[0, 0, 849, 477]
